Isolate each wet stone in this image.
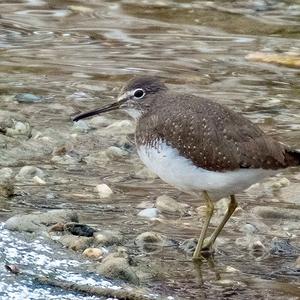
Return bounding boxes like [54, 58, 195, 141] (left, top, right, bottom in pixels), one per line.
[57, 235, 94, 251]
[155, 195, 186, 215]
[5, 209, 79, 233]
[82, 247, 104, 260]
[94, 230, 123, 246]
[0, 167, 14, 198]
[137, 208, 158, 219]
[179, 238, 197, 255]
[95, 247, 139, 284]
[253, 206, 300, 221]
[15, 93, 42, 103]
[15, 166, 45, 181]
[270, 238, 298, 257]
[64, 223, 97, 237]
[96, 184, 113, 199]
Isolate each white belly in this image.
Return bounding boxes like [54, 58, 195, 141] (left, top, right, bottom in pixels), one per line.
[137, 140, 278, 199]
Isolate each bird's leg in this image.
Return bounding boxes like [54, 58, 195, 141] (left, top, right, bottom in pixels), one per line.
[203, 195, 238, 251]
[193, 191, 214, 260]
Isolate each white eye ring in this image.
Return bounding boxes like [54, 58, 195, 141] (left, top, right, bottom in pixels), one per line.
[133, 88, 145, 99]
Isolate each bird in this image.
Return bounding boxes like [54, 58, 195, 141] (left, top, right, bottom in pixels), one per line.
[73, 76, 300, 260]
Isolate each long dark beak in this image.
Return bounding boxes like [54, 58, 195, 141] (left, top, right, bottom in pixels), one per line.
[73, 101, 122, 122]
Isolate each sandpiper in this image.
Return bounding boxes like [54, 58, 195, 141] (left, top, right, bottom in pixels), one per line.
[73, 76, 300, 259]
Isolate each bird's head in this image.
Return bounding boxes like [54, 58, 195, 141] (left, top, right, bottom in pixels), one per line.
[73, 76, 167, 122]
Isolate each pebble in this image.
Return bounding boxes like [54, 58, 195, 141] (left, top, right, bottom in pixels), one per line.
[15, 93, 42, 103]
[33, 175, 46, 185]
[105, 146, 129, 159]
[72, 120, 90, 132]
[5, 121, 31, 137]
[137, 208, 158, 219]
[155, 195, 185, 215]
[253, 206, 300, 221]
[57, 235, 94, 251]
[135, 231, 168, 250]
[88, 116, 114, 128]
[15, 166, 45, 181]
[0, 168, 14, 197]
[95, 184, 113, 198]
[82, 247, 104, 259]
[94, 230, 123, 246]
[95, 254, 139, 284]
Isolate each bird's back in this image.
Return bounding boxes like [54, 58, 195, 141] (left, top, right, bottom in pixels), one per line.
[136, 92, 300, 172]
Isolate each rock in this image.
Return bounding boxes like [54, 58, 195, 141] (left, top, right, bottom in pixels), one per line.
[72, 120, 90, 132]
[57, 235, 93, 251]
[179, 238, 197, 255]
[51, 154, 79, 165]
[95, 184, 113, 198]
[155, 195, 185, 215]
[5, 210, 78, 232]
[82, 247, 104, 259]
[105, 146, 129, 159]
[5, 121, 31, 137]
[33, 176, 46, 185]
[0, 180, 14, 198]
[269, 177, 290, 190]
[135, 231, 169, 252]
[15, 93, 42, 103]
[270, 238, 298, 256]
[94, 230, 123, 246]
[0, 167, 14, 198]
[95, 248, 139, 284]
[137, 208, 158, 219]
[15, 166, 45, 181]
[253, 206, 300, 221]
[64, 223, 97, 237]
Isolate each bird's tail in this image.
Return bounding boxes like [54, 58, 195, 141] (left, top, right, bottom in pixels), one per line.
[286, 149, 300, 166]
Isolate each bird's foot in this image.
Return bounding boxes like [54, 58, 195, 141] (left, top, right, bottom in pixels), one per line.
[192, 244, 214, 261]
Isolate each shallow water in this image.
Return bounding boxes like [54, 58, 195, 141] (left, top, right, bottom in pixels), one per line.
[0, 0, 300, 299]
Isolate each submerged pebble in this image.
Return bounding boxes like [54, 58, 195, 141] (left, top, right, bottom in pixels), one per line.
[138, 208, 158, 219]
[82, 247, 104, 259]
[15, 166, 45, 181]
[94, 230, 123, 246]
[155, 195, 186, 215]
[95, 184, 113, 198]
[15, 93, 42, 103]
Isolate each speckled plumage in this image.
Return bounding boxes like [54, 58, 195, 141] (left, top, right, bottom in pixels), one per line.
[133, 77, 300, 172]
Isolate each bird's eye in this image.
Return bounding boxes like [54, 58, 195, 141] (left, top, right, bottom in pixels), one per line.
[133, 89, 145, 99]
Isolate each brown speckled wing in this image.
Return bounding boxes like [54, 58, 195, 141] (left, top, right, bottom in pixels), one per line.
[136, 92, 298, 172]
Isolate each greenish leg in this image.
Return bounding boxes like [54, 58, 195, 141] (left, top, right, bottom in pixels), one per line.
[203, 194, 238, 251]
[193, 191, 214, 260]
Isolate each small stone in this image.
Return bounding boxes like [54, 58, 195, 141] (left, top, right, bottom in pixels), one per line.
[95, 184, 113, 198]
[88, 116, 114, 128]
[94, 230, 123, 246]
[82, 248, 104, 259]
[240, 223, 258, 234]
[270, 177, 290, 190]
[5, 121, 31, 137]
[72, 120, 90, 132]
[250, 240, 265, 252]
[270, 238, 298, 256]
[16, 166, 45, 181]
[48, 222, 65, 232]
[0, 168, 14, 198]
[33, 176, 46, 185]
[225, 266, 239, 273]
[95, 256, 139, 284]
[155, 195, 185, 215]
[15, 93, 42, 103]
[105, 146, 129, 159]
[138, 208, 158, 219]
[135, 232, 168, 252]
[253, 206, 300, 221]
[179, 238, 197, 255]
[57, 235, 93, 251]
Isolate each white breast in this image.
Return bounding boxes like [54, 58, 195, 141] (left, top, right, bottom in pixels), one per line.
[137, 140, 277, 200]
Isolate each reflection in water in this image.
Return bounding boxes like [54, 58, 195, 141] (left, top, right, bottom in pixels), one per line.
[0, 0, 299, 299]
